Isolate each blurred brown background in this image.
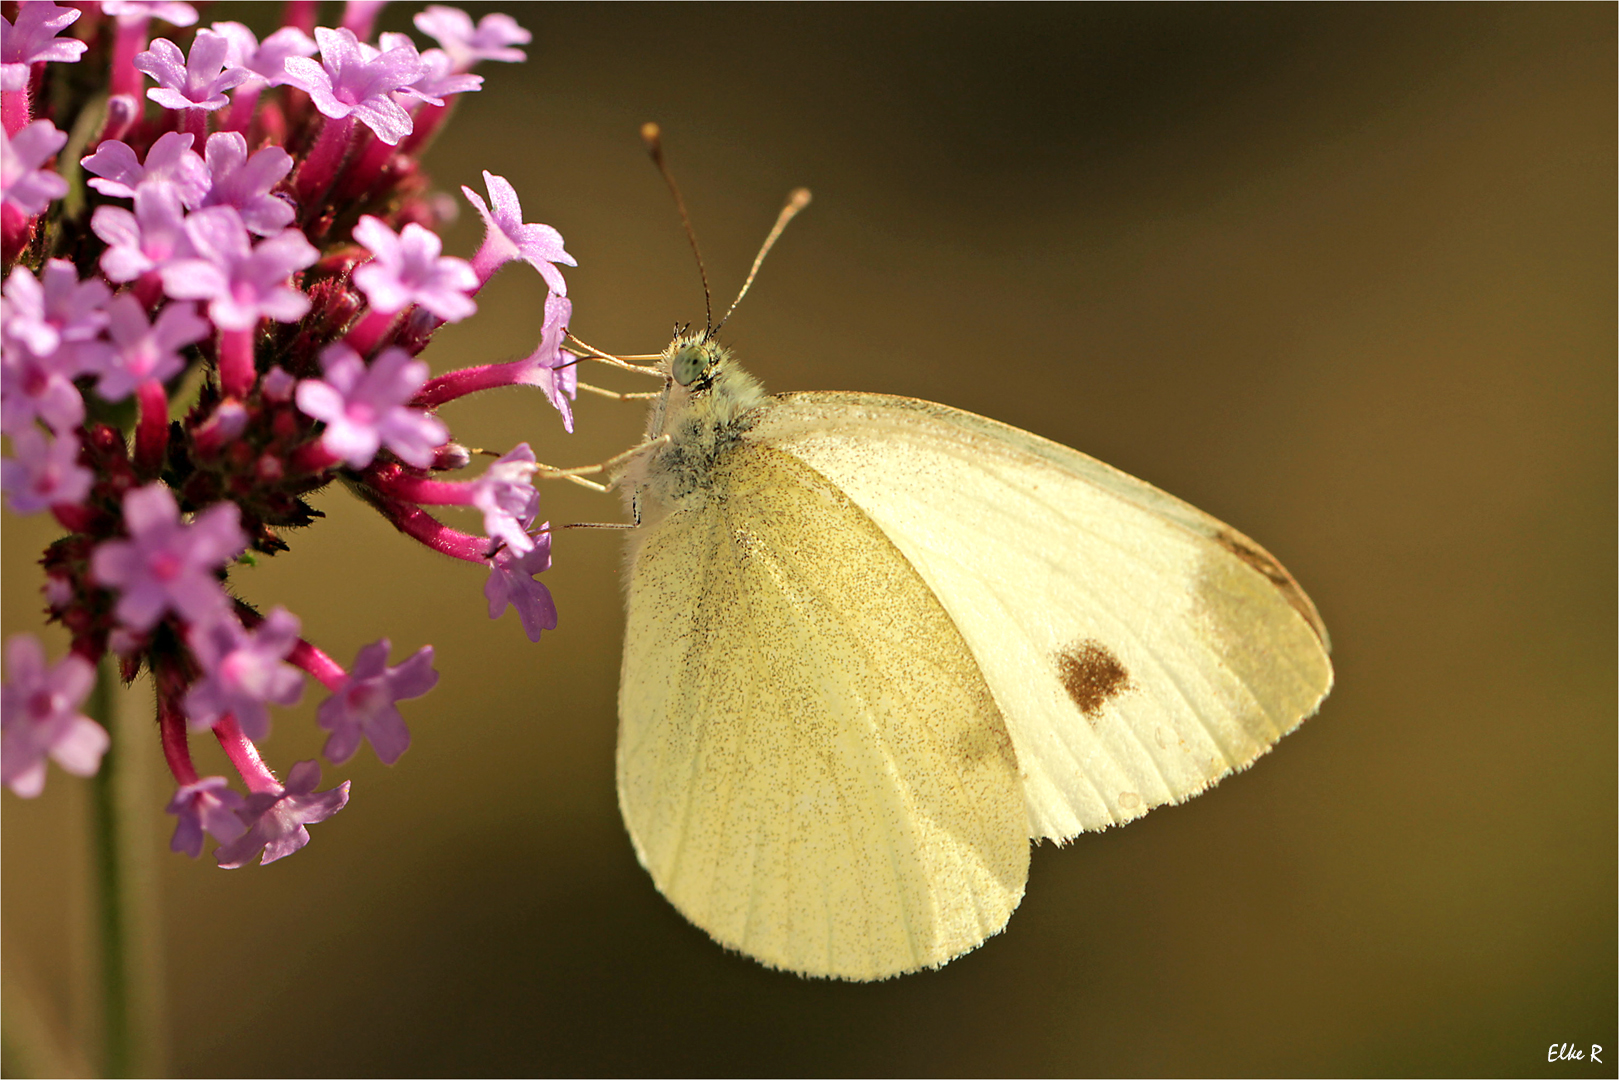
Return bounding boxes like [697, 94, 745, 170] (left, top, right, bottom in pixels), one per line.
[3, 3, 1614, 1076]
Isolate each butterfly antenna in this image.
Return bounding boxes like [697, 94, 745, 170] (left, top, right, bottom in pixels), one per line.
[642, 122, 713, 333]
[713, 187, 813, 336]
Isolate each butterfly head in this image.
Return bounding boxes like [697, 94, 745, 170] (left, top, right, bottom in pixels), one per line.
[665, 333, 730, 391]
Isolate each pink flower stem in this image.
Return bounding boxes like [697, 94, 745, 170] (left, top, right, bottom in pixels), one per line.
[110, 18, 150, 100]
[213, 715, 281, 794]
[294, 114, 356, 208]
[160, 699, 199, 786]
[331, 128, 386, 202]
[181, 109, 207, 143]
[469, 238, 509, 289]
[283, 0, 319, 34]
[1, 87, 30, 135]
[344, 307, 397, 355]
[380, 499, 493, 562]
[133, 379, 169, 478]
[365, 466, 475, 506]
[217, 327, 256, 398]
[1, 203, 33, 264]
[341, 1, 384, 38]
[399, 101, 453, 158]
[224, 85, 261, 133]
[415, 358, 531, 407]
[289, 639, 347, 692]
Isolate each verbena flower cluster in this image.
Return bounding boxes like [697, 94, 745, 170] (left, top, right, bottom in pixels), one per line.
[0, 0, 578, 867]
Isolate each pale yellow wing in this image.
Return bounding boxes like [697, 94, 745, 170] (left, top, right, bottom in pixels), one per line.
[750, 392, 1334, 843]
[618, 445, 1029, 981]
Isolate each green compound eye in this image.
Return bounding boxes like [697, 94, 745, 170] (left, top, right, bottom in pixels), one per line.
[672, 344, 710, 387]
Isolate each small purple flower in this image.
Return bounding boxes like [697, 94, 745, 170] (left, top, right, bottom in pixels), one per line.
[92, 184, 192, 282]
[471, 443, 539, 554]
[133, 31, 250, 113]
[282, 27, 428, 146]
[1, 119, 68, 216]
[463, 171, 574, 295]
[81, 131, 209, 203]
[96, 294, 208, 401]
[195, 131, 293, 236]
[414, 6, 531, 71]
[101, 1, 199, 26]
[210, 21, 317, 88]
[408, 47, 482, 101]
[214, 760, 349, 868]
[316, 640, 436, 766]
[166, 776, 247, 857]
[1, 636, 108, 798]
[485, 529, 557, 642]
[0, 343, 84, 434]
[516, 294, 576, 432]
[183, 608, 305, 740]
[161, 207, 318, 330]
[352, 214, 477, 321]
[1, 2, 86, 92]
[89, 483, 248, 632]
[1, 259, 113, 359]
[295, 343, 448, 468]
[1, 428, 92, 514]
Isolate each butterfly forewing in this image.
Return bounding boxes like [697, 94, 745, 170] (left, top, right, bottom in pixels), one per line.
[618, 445, 1029, 981]
[752, 392, 1334, 843]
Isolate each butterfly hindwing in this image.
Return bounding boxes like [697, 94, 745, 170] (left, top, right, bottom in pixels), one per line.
[618, 444, 1029, 981]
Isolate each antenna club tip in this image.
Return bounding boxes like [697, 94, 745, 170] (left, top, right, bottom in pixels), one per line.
[789, 187, 813, 208]
[640, 122, 662, 146]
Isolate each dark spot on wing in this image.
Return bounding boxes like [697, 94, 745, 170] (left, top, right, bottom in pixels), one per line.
[1212, 528, 1331, 649]
[1055, 640, 1132, 723]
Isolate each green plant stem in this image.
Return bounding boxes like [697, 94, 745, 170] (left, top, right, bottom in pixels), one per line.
[85, 659, 166, 1078]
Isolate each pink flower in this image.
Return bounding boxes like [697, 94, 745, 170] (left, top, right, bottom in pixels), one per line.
[166, 776, 247, 857]
[470, 443, 539, 553]
[92, 184, 192, 282]
[195, 131, 294, 236]
[0, 341, 84, 434]
[463, 171, 574, 295]
[160, 207, 318, 330]
[295, 343, 448, 469]
[213, 759, 349, 868]
[101, 2, 199, 26]
[0, 2, 86, 92]
[414, 6, 531, 71]
[1, 428, 92, 514]
[184, 608, 305, 740]
[352, 214, 477, 321]
[134, 31, 250, 113]
[1, 259, 112, 359]
[519, 294, 576, 431]
[316, 640, 437, 765]
[282, 27, 429, 146]
[1, 636, 108, 798]
[96, 294, 209, 401]
[81, 131, 209, 203]
[485, 530, 557, 642]
[210, 21, 317, 88]
[1, 119, 68, 216]
[89, 483, 248, 632]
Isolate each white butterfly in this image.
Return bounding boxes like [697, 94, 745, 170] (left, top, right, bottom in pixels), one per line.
[612, 332, 1331, 983]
